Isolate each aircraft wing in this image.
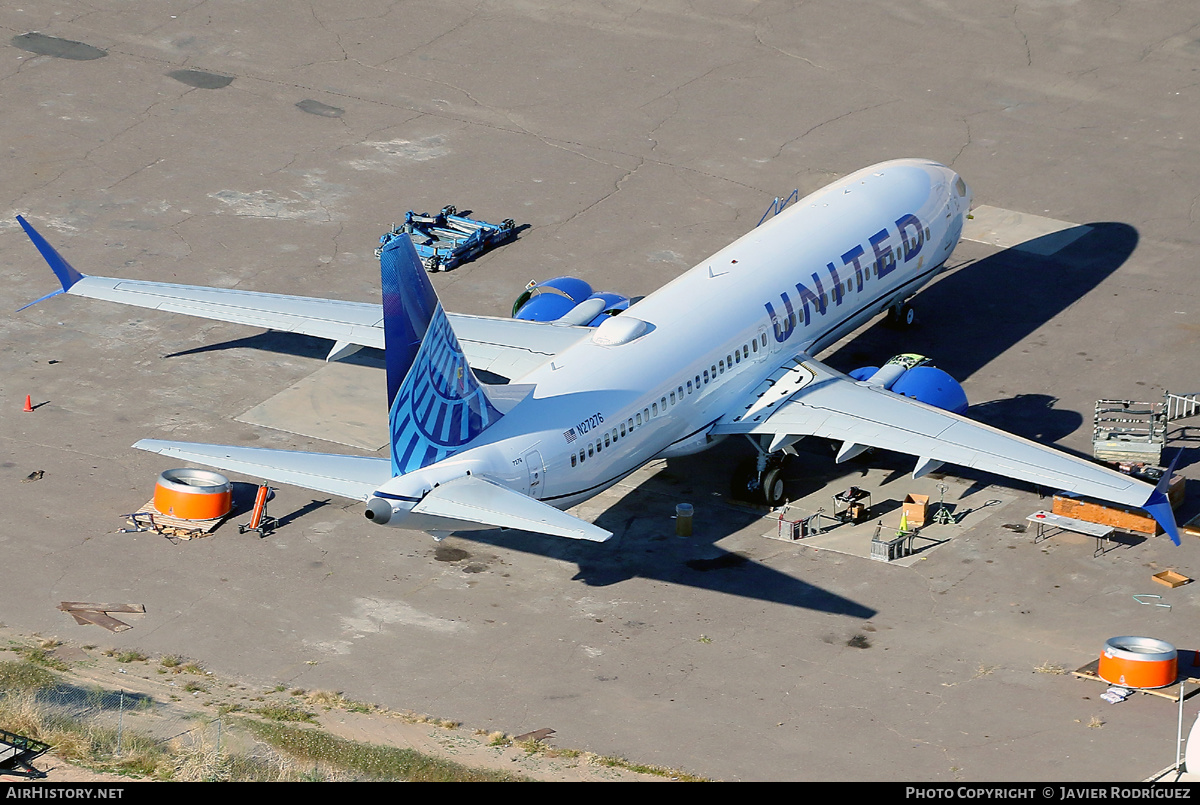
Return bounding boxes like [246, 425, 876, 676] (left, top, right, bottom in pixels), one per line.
[711, 356, 1176, 534]
[16, 216, 589, 379]
[134, 439, 393, 501]
[412, 474, 613, 542]
[440, 313, 589, 379]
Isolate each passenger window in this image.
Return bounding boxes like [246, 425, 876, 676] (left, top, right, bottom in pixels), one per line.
[644, 408, 649, 421]
[612, 428, 618, 442]
[743, 346, 749, 358]
[605, 434, 610, 447]
[571, 454, 577, 467]
[588, 444, 594, 457]
[687, 380, 693, 393]
[752, 340, 758, 353]
[734, 351, 741, 364]
[653, 402, 658, 416]
[579, 450, 585, 463]
[677, 385, 683, 398]
[761, 333, 767, 347]
[620, 423, 626, 437]
[660, 396, 667, 409]
[703, 370, 709, 383]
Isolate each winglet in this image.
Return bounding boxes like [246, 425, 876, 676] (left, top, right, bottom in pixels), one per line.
[1141, 450, 1182, 546]
[16, 216, 86, 297]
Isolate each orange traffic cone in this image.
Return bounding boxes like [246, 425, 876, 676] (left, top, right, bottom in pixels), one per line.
[23, 395, 33, 413]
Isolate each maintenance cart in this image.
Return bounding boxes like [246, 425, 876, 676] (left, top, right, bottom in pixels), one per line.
[379, 206, 516, 272]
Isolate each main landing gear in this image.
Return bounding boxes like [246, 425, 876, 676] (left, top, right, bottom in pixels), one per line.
[732, 449, 789, 507]
[886, 301, 916, 327]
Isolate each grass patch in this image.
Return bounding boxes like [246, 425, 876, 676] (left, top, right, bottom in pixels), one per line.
[14, 645, 71, 672]
[303, 690, 374, 714]
[0, 659, 57, 691]
[253, 704, 317, 723]
[241, 719, 530, 781]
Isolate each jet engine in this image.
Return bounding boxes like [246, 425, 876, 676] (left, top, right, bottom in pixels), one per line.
[512, 277, 629, 327]
[850, 354, 968, 414]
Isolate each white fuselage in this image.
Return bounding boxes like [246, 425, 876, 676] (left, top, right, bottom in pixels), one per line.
[375, 159, 971, 530]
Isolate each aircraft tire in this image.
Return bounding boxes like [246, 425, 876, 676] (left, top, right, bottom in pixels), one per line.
[761, 467, 786, 507]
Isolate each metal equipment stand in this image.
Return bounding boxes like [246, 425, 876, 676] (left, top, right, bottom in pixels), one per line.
[239, 484, 277, 538]
[931, 482, 954, 525]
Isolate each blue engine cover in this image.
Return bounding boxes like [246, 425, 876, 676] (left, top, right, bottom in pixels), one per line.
[513, 276, 629, 325]
[513, 293, 578, 322]
[891, 366, 969, 414]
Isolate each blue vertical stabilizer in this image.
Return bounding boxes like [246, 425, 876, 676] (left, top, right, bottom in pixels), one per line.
[380, 233, 502, 477]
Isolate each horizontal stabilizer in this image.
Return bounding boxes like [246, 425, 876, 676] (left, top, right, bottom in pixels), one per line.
[412, 474, 612, 542]
[134, 440, 392, 502]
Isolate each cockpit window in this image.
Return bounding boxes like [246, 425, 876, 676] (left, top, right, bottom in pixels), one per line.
[955, 176, 967, 197]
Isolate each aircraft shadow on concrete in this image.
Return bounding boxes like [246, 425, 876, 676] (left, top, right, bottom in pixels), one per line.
[825, 222, 1138, 384]
[820, 221, 1148, 494]
[449, 438, 877, 619]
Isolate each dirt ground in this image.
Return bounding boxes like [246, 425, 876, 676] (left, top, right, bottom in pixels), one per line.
[0, 626, 682, 782]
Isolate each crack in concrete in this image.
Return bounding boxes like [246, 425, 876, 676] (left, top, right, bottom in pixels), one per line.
[1012, 4, 1032, 68]
[770, 99, 900, 164]
[949, 117, 973, 168]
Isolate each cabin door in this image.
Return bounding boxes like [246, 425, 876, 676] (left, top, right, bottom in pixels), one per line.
[524, 449, 545, 499]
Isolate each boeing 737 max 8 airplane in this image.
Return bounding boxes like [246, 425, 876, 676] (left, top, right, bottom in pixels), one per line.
[16, 159, 1181, 545]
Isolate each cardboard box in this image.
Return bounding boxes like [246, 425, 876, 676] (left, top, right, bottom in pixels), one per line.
[1152, 570, 1190, 588]
[902, 494, 930, 529]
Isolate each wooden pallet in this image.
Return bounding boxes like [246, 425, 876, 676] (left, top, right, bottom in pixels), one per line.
[127, 500, 228, 539]
[1072, 657, 1200, 701]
